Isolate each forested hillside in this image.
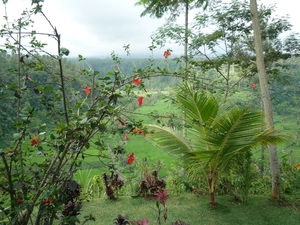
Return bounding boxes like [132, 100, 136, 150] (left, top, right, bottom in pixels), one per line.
[1, 53, 299, 147]
[71, 56, 183, 90]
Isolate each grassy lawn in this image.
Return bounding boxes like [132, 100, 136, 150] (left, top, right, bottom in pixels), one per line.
[77, 194, 300, 225]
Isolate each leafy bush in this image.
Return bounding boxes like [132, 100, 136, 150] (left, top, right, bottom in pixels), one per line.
[280, 156, 300, 195]
[103, 173, 124, 200]
[139, 169, 166, 198]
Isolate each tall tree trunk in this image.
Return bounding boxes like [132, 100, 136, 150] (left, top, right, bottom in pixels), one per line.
[208, 171, 216, 206]
[250, 0, 280, 198]
[184, 0, 188, 74]
[183, 1, 189, 137]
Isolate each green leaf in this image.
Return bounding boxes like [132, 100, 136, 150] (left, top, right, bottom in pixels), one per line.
[94, 141, 102, 146]
[13, 133, 22, 139]
[60, 47, 70, 56]
[59, 145, 65, 152]
[42, 86, 53, 92]
[78, 54, 85, 61]
[14, 91, 22, 99]
[80, 118, 88, 124]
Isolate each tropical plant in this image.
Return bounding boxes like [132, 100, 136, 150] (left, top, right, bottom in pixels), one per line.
[102, 173, 125, 200]
[146, 84, 284, 205]
[139, 169, 166, 198]
[171, 220, 189, 225]
[114, 214, 130, 225]
[137, 218, 149, 225]
[154, 188, 170, 225]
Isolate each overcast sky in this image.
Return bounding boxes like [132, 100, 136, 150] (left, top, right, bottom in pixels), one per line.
[0, 0, 299, 58]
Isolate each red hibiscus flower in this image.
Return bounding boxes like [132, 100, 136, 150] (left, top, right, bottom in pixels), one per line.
[251, 82, 257, 89]
[163, 50, 171, 58]
[42, 198, 53, 205]
[124, 133, 129, 141]
[132, 128, 146, 137]
[30, 136, 39, 147]
[17, 199, 23, 204]
[138, 96, 144, 106]
[118, 119, 125, 126]
[127, 153, 135, 165]
[132, 76, 142, 86]
[85, 85, 91, 95]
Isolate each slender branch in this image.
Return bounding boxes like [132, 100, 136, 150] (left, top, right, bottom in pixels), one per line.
[0, 31, 56, 37]
[1, 155, 15, 208]
[58, 46, 69, 125]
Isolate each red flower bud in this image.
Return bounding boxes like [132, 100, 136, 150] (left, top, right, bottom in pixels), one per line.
[84, 85, 91, 95]
[30, 136, 39, 147]
[118, 119, 125, 126]
[127, 153, 135, 165]
[163, 50, 171, 58]
[138, 96, 144, 106]
[132, 76, 142, 86]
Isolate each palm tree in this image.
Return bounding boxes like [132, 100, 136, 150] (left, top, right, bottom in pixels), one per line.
[146, 85, 284, 205]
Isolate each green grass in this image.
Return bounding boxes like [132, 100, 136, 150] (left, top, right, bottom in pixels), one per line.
[77, 194, 300, 225]
[74, 135, 176, 171]
[73, 135, 177, 198]
[132, 95, 179, 125]
[126, 136, 176, 175]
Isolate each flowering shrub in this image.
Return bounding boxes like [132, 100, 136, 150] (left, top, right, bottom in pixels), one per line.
[61, 180, 82, 221]
[0, 2, 147, 222]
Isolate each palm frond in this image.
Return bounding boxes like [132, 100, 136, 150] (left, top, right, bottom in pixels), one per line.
[176, 85, 219, 128]
[146, 124, 211, 175]
[146, 125, 192, 157]
[204, 107, 285, 175]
